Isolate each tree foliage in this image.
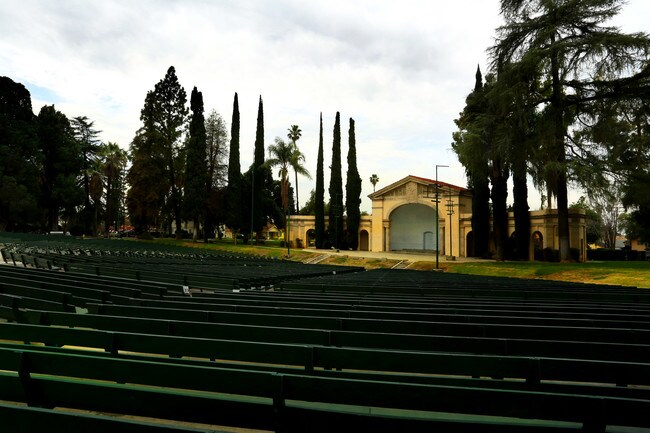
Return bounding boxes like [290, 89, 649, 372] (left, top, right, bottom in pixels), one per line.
[251, 96, 266, 240]
[99, 142, 128, 234]
[328, 112, 344, 249]
[205, 109, 229, 239]
[266, 137, 293, 213]
[136, 66, 188, 238]
[71, 115, 102, 234]
[452, 69, 505, 259]
[315, 113, 326, 248]
[345, 118, 362, 250]
[491, 0, 650, 261]
[0, 76, 39, 231]
[183, 86, 208, 241]
[127, 130, 166, 235]
[369, 174, 379, 192]
[225, 93, 243, 238]
[287, 124, 307, 214]
[37, 105, 84, 231]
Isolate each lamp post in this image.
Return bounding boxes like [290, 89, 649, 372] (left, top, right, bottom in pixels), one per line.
[446, 187, 455, 260]
[435, 165, 448, 270]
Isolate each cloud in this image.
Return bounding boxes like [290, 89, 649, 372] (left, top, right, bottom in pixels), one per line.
[1, 0, 644, 212]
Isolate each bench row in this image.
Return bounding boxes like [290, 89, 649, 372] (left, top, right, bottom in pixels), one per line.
[2, 319, 650, 388]
[2, 342, 649, 432]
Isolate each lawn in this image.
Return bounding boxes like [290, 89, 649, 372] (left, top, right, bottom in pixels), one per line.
[439, 260, 650, 289]
[144, 238, 650, 288]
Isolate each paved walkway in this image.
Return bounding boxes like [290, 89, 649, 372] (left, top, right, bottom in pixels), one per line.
[310, 248, 488, 263]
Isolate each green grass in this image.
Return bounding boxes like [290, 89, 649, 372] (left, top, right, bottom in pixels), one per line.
[127, 238, 650, 288]
[146, 237, 313, 261]
[442, 260, 650, 288]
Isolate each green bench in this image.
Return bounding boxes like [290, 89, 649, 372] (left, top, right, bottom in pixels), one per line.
[0, 265, 168, 297]
[99, 297, 650, 345]
[1, 320, 649, 389]
[0, 402, 216, 433]
[1, 344, 649, 432]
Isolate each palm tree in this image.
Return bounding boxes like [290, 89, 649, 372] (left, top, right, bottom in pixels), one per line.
[287, 125, 311, 213]
[266, 137, 293, 241]
[370, 174, 379, 192]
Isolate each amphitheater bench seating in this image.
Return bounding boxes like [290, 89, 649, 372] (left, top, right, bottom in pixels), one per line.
[1, 233, 650, 431]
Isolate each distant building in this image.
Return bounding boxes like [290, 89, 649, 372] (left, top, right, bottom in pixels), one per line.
[287, 175, 587, 261]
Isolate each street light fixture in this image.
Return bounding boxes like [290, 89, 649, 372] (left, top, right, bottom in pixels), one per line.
[446, 187, 455, 261]
[435, 165, 448, 270]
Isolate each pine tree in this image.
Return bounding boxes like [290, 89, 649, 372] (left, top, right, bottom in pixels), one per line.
[328, 112, 344, 249]
[183, 86, 208, 242]
[345, 118, 362, 250]
[137, 66, 188, 239]
[251, 96, 265, 241]
[491, 0, 650, 261]
[71, 116, 102, 235]
[314, 113, 326, 248]
[225, 93, 243, 241]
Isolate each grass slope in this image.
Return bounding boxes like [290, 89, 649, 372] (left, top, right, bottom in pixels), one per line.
[438, 260, 650, 289]
[146, 239, 650, 289]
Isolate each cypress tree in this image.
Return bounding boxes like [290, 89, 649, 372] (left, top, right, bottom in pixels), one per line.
[452, 66, 492, 258]
[328, 112, 344, 249]
[314, 113, 326, 248]
[252, 96, 265, 241]
[345, 118, 362, 250]
[183, 86, 208, 242]
[470, 66, 491, 258]
[225, 93, 242, 240]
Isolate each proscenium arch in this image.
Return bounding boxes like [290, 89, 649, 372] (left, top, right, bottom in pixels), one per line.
[388, 203, 439, 251]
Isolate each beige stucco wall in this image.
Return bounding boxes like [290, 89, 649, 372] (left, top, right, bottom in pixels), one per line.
[369, 178, 468, 257]
[286, 215, 373, 249]
[286, 176, 586, 261]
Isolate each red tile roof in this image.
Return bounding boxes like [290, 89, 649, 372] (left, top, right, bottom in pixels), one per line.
[409, 175, 468, 192]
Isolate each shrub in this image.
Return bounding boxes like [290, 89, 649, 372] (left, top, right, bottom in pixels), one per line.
[587, 249, 646, 261]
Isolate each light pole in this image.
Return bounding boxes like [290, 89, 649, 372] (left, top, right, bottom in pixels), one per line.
[435, 165, 448, 269]
[446, 187, 455, 260]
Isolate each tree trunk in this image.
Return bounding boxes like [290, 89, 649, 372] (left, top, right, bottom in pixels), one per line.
[168, 154, 183, 240]
[490, 160, 509, 261]
[472, 174, 491, 258]
[294, 170, 299, 214]
[105, 174, 113, 235]
[513, 165, 530, 260]
[550, 33, 571, 261]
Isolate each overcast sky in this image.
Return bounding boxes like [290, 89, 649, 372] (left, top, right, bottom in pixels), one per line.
[2, 0, 648, 213]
